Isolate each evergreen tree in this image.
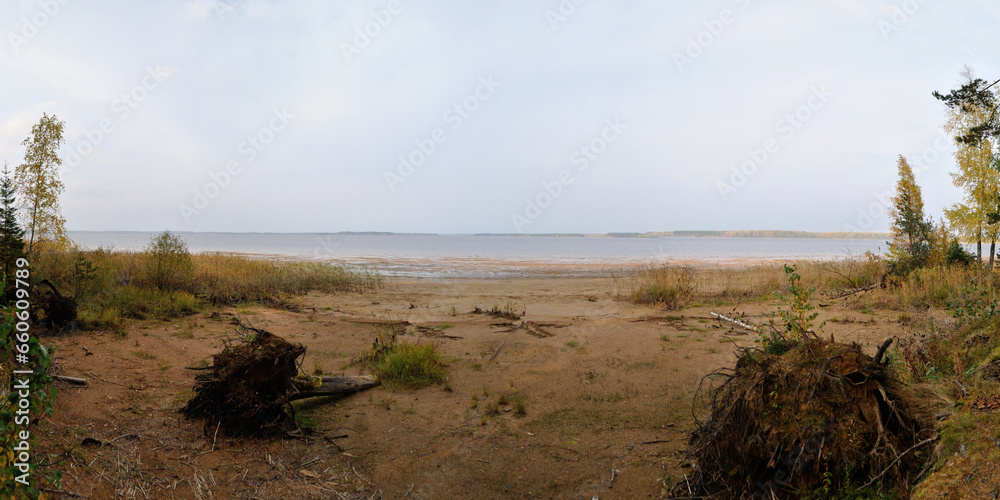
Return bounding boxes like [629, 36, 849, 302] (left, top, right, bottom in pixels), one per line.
[0, 163, 26, 298]
[888, 156, 932, 272]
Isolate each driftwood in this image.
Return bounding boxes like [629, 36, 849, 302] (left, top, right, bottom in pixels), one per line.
[710, 312, 759, 333]
[288, 375, 380, 401]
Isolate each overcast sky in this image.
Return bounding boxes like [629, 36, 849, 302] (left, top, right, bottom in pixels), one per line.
[1, 0, 996, 234]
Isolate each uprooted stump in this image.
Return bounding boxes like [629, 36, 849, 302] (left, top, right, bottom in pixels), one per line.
[182, 324, 378, 435]
[34, 279, 78, 333]
[681, 339, 935, 499]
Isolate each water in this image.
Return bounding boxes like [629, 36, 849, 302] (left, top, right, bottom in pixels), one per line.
[67, 232, 887, 278]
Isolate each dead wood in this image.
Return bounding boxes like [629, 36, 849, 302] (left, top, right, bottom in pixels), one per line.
[288, 376, 380, 401]
[709, 312, 759, 333]
[53, 375, 88, 385]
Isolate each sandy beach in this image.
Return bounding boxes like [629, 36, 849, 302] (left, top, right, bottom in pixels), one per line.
[39, 266, 905, 498]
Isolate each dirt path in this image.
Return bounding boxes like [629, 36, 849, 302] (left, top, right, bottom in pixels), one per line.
[38, 276, 903, 499]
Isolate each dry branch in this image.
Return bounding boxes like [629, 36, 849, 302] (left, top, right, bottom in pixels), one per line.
[53, 375, 88, 385]
[830, 283, 878, 299]
[709, 312, 759, 333]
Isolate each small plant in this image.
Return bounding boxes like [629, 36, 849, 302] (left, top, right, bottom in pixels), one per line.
[72, 252, 98, 301]
[472, 302, 523, 320]
[515, 400, 527, 417]
[358, 318, 445, 389]
[760, 265, 824, 354]
[565, 340, 579, 348]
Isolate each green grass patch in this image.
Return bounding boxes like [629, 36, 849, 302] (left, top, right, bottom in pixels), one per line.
[365, 342, 446, 390]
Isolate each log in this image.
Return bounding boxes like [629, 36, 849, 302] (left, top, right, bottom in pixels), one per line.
[288, 376, 379, 401]
[709, 312, 759, 333]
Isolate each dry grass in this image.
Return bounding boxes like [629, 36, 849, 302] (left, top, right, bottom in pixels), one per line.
[31, 247, 382, 331]
[615, 257, 981, 312]
[615, 260, 859, 307]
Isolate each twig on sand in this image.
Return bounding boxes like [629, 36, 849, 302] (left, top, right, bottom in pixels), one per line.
[489, 341, 506, 362]
[41, 488, 89, 498]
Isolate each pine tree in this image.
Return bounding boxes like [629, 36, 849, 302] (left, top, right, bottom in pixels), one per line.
[0, 163, 26, 296]
[887, 156, 932, 272]
[16, 113, 69, 254]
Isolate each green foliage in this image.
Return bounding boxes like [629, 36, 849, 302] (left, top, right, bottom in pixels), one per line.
[946, 273, 999, 326]
[760, 265, 824, 354]
[0, 281, 58, 499]
[147, 231, 193, 291]
[375, 343, 446, 389]
[71, 252, 97, 302]
[0, 165, 26, 295]
[945, 239, 976, 266]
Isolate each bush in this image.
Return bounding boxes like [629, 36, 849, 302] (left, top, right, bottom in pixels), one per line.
[148, 231, 192, 291]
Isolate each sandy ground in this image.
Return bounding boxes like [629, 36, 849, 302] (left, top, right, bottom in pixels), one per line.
[36, 275, 907, 499]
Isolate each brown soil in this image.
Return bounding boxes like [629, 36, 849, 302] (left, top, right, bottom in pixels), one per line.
[37, 276, 906, 499]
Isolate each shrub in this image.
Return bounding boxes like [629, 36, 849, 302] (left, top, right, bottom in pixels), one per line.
[148, 231, 193, 291]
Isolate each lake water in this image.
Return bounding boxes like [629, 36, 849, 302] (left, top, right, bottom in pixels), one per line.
[68, 232, 887, 278]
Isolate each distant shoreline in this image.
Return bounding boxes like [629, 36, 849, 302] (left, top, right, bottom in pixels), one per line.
[67, 230, 890, 240]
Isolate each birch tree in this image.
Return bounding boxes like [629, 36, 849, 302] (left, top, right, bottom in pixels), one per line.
[938, 67, 999, 267]
[16, 113, 69, 254]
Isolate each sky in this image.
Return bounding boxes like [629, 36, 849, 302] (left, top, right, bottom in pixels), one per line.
[1, 0, 997, 234]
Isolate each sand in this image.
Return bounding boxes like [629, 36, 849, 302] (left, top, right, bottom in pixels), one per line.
[37, 273, 904, 499]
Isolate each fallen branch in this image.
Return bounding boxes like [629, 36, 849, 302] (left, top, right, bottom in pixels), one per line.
[953, 379, 969, 398]
[709, 312, 759, 333]
[489, 341, 506, 362]
[830, 283, 877, 299]
[53, 375, 88, 385]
